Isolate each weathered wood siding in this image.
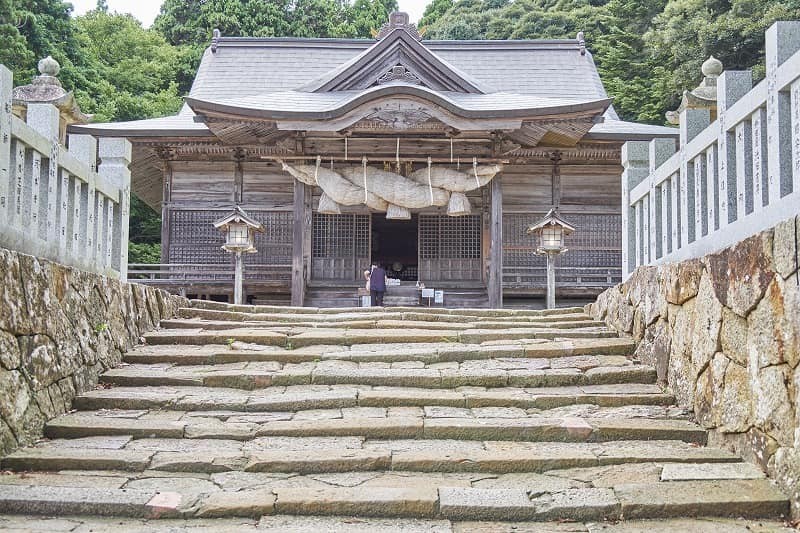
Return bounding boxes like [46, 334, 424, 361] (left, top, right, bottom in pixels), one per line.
[242, 162, 295, 208]
[500, 162, 622, 210]
[170, 161, 237, 204]
[160, 155, 623, 296]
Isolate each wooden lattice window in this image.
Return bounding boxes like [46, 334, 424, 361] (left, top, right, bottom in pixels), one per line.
[311, 213, 370, 280]
[419, 215, 481, 281]
[169, 209, 292, 265]
[169, 210, 228, 264]
[312, 214, 369, 258]
[419, 215, 481, 259]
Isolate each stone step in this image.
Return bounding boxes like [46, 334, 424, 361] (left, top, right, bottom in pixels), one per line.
[44, 411, 703, 444]
[0, 460, 766, 492]
[177, 307, 596, 325]
[123, 337, 636, 366]
[99, 361, 655, 390]
[2, 439, 738, 475]
[1, 516, 795, 533]
[142, 326, 619, 348]
[74, 384, 674, 412]
[0, 485, 182, 518]
[160, 318, 606, 332]
[187, 300, 587, 318]
[436, 479, 788, 521]
[0, 478, 787, 521]
[288, 328, 620, 349]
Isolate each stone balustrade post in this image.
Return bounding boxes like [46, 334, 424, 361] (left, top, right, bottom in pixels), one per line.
[676, 110, 707, 247]
[716, 71, 752, 226]
[0, 65, 11, 229]
[69, 134, 98, 265]
[98, 137, 131, 280]
[649, 139, 676, 257]
[27, 104, 60, 252]
[679, 108, 710, 147]
[621, 141, 649, 277]
[765, 21, 800, 203]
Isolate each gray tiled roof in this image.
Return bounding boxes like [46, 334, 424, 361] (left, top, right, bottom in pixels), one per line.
[189, 38, 608, 102]
[71, 113, 210, 136]
[587, 119, 678, 140]
[72, 36, 679, 139]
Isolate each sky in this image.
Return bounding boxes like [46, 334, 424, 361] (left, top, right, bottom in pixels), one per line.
[69, 0, 432, 28]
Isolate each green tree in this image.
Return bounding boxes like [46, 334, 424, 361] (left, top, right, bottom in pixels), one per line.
[1, 0, 81, 84]
[348, 0, 398, 37]
[592, 0, 670, 123]
[70, 9, 182, 122]
[647, 0, 800, 104]
[420, 0, 454, 29]
[425, 0, 800, 124]
[0, 0, 35, 83]
[154, 0, 397, 47]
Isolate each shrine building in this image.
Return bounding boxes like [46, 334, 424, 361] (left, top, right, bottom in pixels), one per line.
[71, 12, 677, 308]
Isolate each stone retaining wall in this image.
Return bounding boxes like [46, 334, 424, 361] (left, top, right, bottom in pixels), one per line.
[0, 246, 187, 456]
[588, 215, 800, 516]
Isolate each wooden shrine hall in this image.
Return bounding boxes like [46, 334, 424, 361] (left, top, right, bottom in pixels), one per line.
[72, 12, 677, 308]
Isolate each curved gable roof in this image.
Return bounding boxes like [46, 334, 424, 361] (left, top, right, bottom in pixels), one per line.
[300, 28, 489, 94]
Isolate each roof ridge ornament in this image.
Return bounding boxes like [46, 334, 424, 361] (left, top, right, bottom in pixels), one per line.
[577, 31, 586, 56]
[376, 12, 422, 41]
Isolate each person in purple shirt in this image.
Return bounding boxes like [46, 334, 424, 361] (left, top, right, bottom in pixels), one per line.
[369, 263, 387, 306]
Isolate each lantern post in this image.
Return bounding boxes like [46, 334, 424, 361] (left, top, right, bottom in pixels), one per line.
[526, 208, 576, 309]
[214, 207, 265, 305]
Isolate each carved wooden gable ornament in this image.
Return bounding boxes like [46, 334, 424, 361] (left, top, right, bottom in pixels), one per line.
[301, 19, 486, 94]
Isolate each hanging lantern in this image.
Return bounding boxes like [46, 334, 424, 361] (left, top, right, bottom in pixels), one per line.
[526, 207, 576, 255]
[214, 206, 265, 253]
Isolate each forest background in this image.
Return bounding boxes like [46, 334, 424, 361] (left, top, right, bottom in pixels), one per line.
[2, 0, 799, 262]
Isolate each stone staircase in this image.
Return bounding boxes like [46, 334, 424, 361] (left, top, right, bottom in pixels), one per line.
[0, 302, 790, 526]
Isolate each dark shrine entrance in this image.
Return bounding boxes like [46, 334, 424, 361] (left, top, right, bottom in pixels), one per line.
[310, 212, 483, 285]
[371, 214, 418, 281]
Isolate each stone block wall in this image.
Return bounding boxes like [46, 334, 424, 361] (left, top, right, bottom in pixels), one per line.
[588, 215, 800, 515]
[0, 246, 187, 456]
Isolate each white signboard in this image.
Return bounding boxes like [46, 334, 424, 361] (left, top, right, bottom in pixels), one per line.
[434, 290, 444, 304]
[421, 288, 435, 298]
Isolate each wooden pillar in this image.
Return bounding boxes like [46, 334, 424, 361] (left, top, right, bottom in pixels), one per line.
[303, 184, 313, 284]
[160, 159, 172, 264]
[291, 179, 310, 306]
[488, 176, 503, 309]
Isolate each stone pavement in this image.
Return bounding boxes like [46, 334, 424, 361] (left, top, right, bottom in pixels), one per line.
[0, 302, 791, 525]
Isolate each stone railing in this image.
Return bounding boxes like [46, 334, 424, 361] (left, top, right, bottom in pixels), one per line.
[0, 64, 132, 279]
[622, 22, 800, 276]
[589, 214, 800, 515]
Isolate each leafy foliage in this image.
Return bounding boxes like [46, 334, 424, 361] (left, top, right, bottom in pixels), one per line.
[128, 242, 162, 264]
[70, 9, 183, 122]
[424, 0, 800, 123]
[153, 0, 398, 46]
